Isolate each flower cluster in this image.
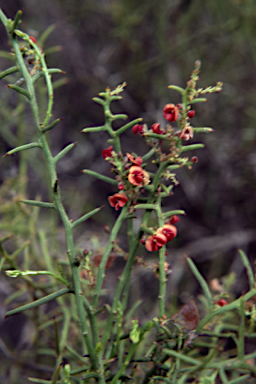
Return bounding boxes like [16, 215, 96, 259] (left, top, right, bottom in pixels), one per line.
[145, 224, 177, 252]
[102, 149, 151, 211]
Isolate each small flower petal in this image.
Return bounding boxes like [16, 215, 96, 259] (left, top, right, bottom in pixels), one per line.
[151, 123, 165, 134]
[128, 166, 150, 187]
[163, 104, 179, 122]
[132, 124, 144, 135]
[156, 224, 177, 242]
[108, 193, 129, 210]
[102, 145, 113, 159]
[126, 153, 143, 166]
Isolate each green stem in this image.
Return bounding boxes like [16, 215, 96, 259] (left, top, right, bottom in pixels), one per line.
[93, 204, 129, 308]
[156, 196, 166, 318]
[2, 16, 103, 377]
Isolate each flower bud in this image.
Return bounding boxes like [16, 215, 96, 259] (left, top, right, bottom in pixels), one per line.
[187, 110, 195, 118]
[29, 36, 37, 44]
[217, 299, 228, 307]
[102, 145, 113, 159]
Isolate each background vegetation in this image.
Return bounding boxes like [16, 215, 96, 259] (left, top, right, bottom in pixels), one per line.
[0, 0, 256, 382]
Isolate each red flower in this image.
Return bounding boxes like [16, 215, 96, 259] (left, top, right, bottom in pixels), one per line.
[151, 123, 165, 135]
[102, 145, 113, 159]
[145, 233, 168, 252]
[187, 110, 195, 118]
[191, 156, 198, 163]
[156, 224, 177, 242]
[108, 193, 128, 210]
[217, 299, 228, 307]
[118, 183, 125, 190]
[126, 153, 143, 166]
[163, 104, 179, 122]
[29, 36, 37, 44]
[132, 124, 144, 135]
[128, 166, 150, 187]
[169, 215, 180, 224]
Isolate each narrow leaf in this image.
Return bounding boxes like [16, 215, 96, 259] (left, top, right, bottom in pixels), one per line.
[5, 287, 71, 317]
[187, 257, 213, 310]
[39, 24, 56, 45]
[163, 210, 186, 219]
[115, 118, 143, 136]
[82, 169, 117, 185]
[168, 85, 184, 94]
[11, 10, 23, 33]
[92, 96, 104, 105]
[0, 65, 19, 79]
[4, 142, 41, 156]
[193, 127, 213, 133]
[134, 203, 156, 210]
[190, 98, 207, 104]
[112, 113, 128, 121]
[21, 200, 55, 209]
[238, 249, 255, 289]
[143, 132, 167, 140]
[72, 206, 104, 229]
[6, 84, 31, 99]
[179, 143, 204, 153]
[82, 126, 106, 133]
[53, 142, 77, 164]
[40, 117, 63, 133]
[32, 68, 64, 83]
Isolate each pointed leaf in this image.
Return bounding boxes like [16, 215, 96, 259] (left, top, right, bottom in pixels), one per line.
[0, 66, 19, 79]
[5, 287, 71, 317]
[21, 200, 55, 209]
[72, 206, 104, 229]
[4, 142, 41, 156]
[6, 84, 31, 99]
[53, 142, 77, 163]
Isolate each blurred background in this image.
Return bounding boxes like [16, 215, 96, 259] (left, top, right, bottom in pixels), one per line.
[0, 0, 256, 381]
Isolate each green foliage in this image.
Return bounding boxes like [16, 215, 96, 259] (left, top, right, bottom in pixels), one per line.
[0, 7, 255, 384]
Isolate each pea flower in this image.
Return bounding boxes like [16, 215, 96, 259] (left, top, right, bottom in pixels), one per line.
[151, 123, 165, 135]
[145, 233, 168, 252]
[187, 110, 195, 118]
[163, 104, 179, 122]
[145, 224, 178, 252]
[217, 299, 228, 307]
[156, 224, 177, 242]
[169, 215, 180, 224]
[108, 193, 129, 210]
[126, 153, 143, 166]
[128, 166, 150, 187]
[132, 124, 144, 135]
[102, 145, 113, 159]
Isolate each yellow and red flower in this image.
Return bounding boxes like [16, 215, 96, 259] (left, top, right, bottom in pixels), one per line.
[156, 224, 177, 242]
[108, 193, 128, 210]
[145, 233, 168, 252]
[128, 166, 150, 187]
[145, 224, 178, 252]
